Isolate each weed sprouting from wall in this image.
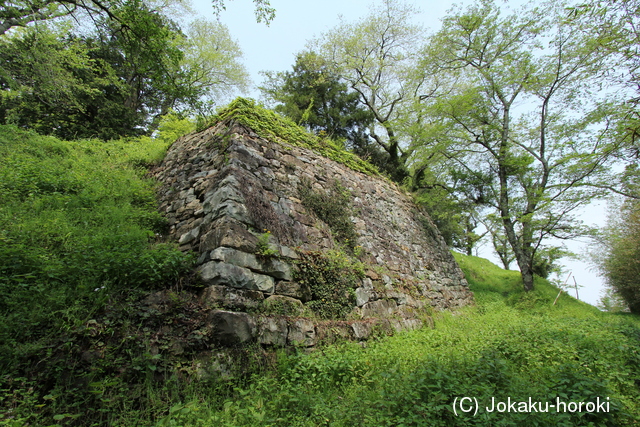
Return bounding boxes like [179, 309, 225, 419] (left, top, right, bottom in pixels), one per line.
[234, 169, 295, 246]
[295, 251, 364, 319]
[298, 179, 358, 251]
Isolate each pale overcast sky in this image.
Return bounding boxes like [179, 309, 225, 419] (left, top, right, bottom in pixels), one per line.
[188, 0, 609, 307]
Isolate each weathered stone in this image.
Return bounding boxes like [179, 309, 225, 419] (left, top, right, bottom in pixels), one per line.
[351, 321, 374, 340]
[288, 319, 316, 347]
[178, 226, 200, 245]
[253, 274, 275, 293]
[361, 299, 398, 318]
[199, 219, 258, 254]
[275, 281, 312, 302]
[257, 316, 288, 347]
[385, 291, 408, 305]
[208, 200, 251, 224]
[279, 245, 299, 259]
[208, 247, 294, 280]
[210, 247, 261, 270]
[198, 262, 275, 293]
[201, 285, 265, 310]
[209, 310, 256, 346]
[203, 178, 244, 210]
[355, 287, 373, 307]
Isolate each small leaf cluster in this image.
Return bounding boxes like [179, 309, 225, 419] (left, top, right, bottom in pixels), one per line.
[255, 231, 279, 258]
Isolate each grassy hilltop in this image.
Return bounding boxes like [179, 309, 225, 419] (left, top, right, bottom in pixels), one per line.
[1, 124, 639, 426]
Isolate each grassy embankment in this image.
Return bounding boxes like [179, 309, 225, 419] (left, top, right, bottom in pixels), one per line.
[1, 122, 639, 426]
[157, 255, 640, 427]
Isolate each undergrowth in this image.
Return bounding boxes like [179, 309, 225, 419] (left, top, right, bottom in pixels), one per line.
[0, 123, 195, 426]
[156, 255, 640, 427]
[295, 250, 364, 319]
[298, 179, 358, 251]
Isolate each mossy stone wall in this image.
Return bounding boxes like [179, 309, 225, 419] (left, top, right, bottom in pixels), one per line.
[151, 101, 473, 347]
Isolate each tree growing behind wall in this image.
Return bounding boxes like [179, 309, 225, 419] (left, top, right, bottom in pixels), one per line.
[311, 0, 425, 182]
[260, 51, 379, 163]
[0, 3, 249, 139]
[413, 0, 625, 292]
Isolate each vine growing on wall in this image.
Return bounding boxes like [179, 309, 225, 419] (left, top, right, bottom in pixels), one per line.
[295, 250, 364, 319]
[298, 178, 358, 251]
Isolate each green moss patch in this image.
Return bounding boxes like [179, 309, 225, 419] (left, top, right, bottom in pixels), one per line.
[202, 97, 381, 177]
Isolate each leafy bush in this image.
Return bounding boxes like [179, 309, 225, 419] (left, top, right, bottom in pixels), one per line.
[295, 251, 364, 319]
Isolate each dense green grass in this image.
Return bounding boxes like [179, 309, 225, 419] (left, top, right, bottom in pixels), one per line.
[1, 123, 639, 426]
[0, 124, 195, 426]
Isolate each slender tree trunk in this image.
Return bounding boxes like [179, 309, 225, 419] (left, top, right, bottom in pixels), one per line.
[515, 250, 535, 292]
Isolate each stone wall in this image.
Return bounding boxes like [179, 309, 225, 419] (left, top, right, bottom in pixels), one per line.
[151, 110, 473, 348]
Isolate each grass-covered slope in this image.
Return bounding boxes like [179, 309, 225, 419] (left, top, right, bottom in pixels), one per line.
[0, 124, 195, 426]
[157, 254, 640, 427]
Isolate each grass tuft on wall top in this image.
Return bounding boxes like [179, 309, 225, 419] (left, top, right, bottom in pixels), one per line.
[202, 97, 381, 177]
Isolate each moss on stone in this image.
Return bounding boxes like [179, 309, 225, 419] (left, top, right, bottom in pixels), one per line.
[202, 98, 381, 177]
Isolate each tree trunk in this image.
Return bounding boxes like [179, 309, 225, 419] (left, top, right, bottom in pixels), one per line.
[516, 254, 535, 292]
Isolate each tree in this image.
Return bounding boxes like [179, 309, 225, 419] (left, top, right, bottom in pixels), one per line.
[260, 51, 378, 161]
[179, 18, 249, 115]
[315, 0, 425, 182]
[0, 24, 138, 139]
[595, 197, 640, 313]
[570, 0, 640, 161]
[0, 0, 273, 36]
[418, 0, 622, 291]
[0, 3, 248, 138]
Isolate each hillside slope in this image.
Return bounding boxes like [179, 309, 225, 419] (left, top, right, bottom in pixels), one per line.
[1, 123, 639, 427]
[157, 252, 640, 427]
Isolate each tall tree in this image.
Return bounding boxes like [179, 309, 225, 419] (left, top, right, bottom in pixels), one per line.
[0, 5, 248, 138]
[570, 0, 640, 191]
[0, 24, 137, 139]
[179, 18, 249, 115]
[418, 0, 622, 291]
[315, 0, 425, 181]
[261, 51, 378, 161]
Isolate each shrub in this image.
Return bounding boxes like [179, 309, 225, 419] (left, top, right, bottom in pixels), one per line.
[295, 251, 364, 319]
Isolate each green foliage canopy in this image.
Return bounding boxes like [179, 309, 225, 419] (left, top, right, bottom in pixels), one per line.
[312, 0, 425, 182]
[0, 1, 248, 139]
[261, 51, 378, 163]
[415, 0, 623, 291]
